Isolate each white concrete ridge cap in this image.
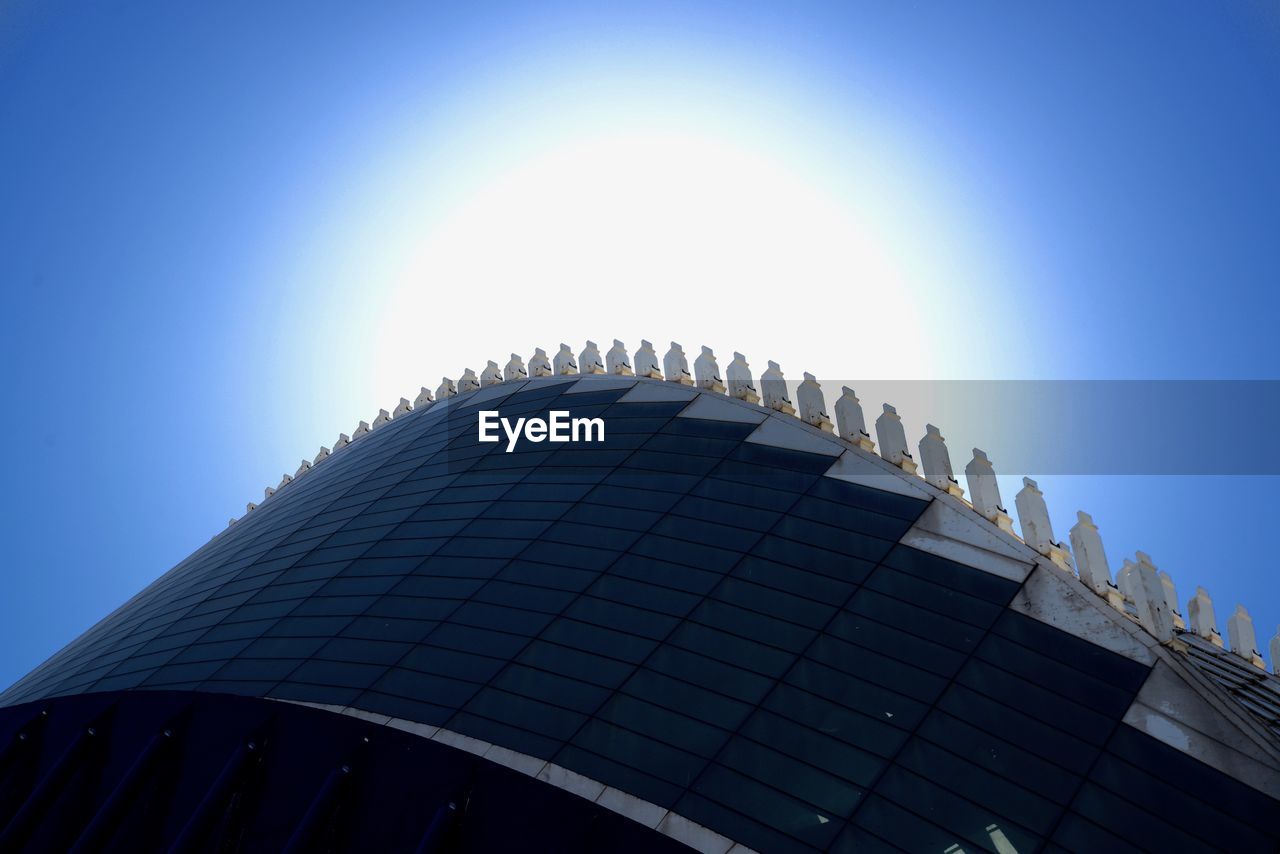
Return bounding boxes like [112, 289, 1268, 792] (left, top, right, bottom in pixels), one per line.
[918, 423, 961, 494]
[1228, 604, 1260, 657]
[529, 348, 551, 377]
[1131, 552, 1175, 642]
[1188, 586, 1218, 638]
[1070, 509, 1114, 596]
[504, 354, 528, 381]
[579, 341, 605, 375]
[606, 340, 633, 376]
[663, 342, 692, 384]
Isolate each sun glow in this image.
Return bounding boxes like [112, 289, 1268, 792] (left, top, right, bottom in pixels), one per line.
[360, 128, 971, 406]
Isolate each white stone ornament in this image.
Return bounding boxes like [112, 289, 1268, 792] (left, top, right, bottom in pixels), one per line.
[1070, 512, 1124, 609]
[414, 387, 434, 408]
[352, 420, 372, 438]
[964, 449, 1012, 532]
[1131, 552, 1174, 643]
[693, 347, 726, 393]
[1158, 570, 1186, 631]
[606, 340, 633, 376]
[1227, 605, 1266, 669]
[918, 424, 963, 497]
[277, 473, 292, 489]
[875, 404, 918, 474]
[393, 398, 412, 418]
[634, 340, 662, 379]
[371, 409, 392, 430]
[529, 349, 552, 377]
[246, 502, 257, 513]
[263, 485, 276, 500]
[725, 353, 759, 404]
[504, 354, 528, 382]
[553, 344, 577, 376]
[796, 373, 834, 432]
[579, 341, 605, 375]
[663, 342, 694, 385]
[760, 361, 795, 414]
[436, 377, 457, 399]
[294, 459, 312, 478]
[834, 387, 874, 451]
[458, 369, 480, 394]
[313, 446, 331, 465]
[333, 433, 350, 449]
[1014, 477, 1070, 569]
[481, 361, 502, 386]
[1187, 586, 1222, 646]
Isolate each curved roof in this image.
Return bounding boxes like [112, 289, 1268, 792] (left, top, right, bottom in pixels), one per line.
[3, 368, 1279, 851]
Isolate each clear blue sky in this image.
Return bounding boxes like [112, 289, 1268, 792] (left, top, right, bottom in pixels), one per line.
[2, 1, 1278, 689]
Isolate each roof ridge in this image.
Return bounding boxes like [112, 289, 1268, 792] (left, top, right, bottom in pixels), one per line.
[229, 338, 1280, 678]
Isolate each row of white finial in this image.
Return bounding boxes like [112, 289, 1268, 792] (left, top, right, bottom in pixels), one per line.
[231, 339, 1280, 675]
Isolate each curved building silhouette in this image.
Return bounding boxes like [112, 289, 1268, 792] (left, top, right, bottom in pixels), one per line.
[1, 344, 1278, 852]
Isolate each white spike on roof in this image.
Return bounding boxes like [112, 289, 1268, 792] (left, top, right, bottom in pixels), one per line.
[504, 354, 528, 382]
[1227, 605, 1265, 669]
[875, 404, 917, 474]
[693, 346, 726, 394]
[371, 409, 392, 430]
[579, 341, 605, 375]
[333, 433, 350, 449]
[918, 424, 963, 497]
[277, 473, 293, 489]
[529, 348, 552, 377]
[606, 340, 633, 376]
[481, 361, 502, 386]
[458, 369, 480, 394]
[725, 353, 759, 404]
[353, 420, 371, 438]
[1013, 478, 1070, 569]
[760, 361, 795, 414]
[436, 377, 457, 399]
[313, 446, 330, 465]
[1131, 552, 1175, 642]
[1188, 586, 1221, 645]
[294, 459, 312, 478]
[796, 373, 834, 432]
[553, 344, 577, 376]
[634, 340, 661, 379]
[834, 387, 874, 452]
[1159, 570, 1186, 631]
[414, 387, 434, 408]
[246, 502, 257, 513]
[663, 342, 694, 385]
[263, 485, 275, 500]
[964, 449, 1012, 533]
[1069, 511, 1124, 609]
[393, 398, 412, 418]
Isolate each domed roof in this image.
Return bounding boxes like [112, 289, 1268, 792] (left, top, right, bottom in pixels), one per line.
[3, 352, 1279, 852]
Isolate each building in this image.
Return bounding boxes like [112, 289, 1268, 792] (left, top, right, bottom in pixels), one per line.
[1, 341, 1278, 852]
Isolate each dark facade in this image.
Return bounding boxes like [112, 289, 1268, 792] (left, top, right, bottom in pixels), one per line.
[2, 375, 1278, 852]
